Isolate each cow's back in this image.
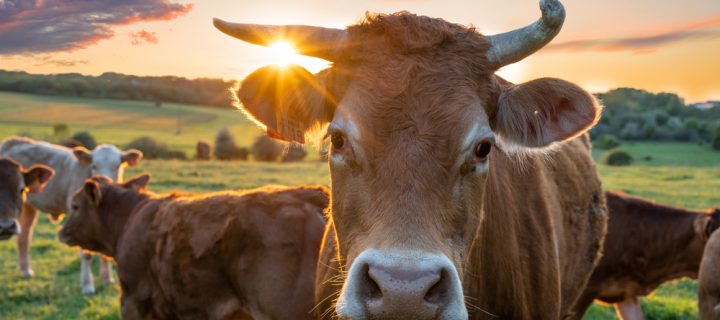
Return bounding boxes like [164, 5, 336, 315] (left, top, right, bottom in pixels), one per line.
[468, 137, 606, 319]
[117, 186, 328, 319]
[0, 137, 83, 213]
[700, 230, 720, 319]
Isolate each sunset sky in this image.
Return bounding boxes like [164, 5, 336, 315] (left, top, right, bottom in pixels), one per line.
[1, 0, 719, 103]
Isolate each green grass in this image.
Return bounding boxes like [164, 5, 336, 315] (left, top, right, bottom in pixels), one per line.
[1, 92, 719, 319]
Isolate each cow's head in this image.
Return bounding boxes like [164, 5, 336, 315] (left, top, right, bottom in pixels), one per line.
[73, 145, 143, 182]
[0, 158, 54, 240]
[216, 0, 599, 318]
[59, 174, 150, 250]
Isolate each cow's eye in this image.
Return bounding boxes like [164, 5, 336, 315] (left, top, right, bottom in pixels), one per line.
[71, 205, 79, 211]
[474, 141, 492, 160]
[331, 132, 345, 150]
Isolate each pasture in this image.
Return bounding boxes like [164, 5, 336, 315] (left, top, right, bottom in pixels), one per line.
[0, 92, 718, 319]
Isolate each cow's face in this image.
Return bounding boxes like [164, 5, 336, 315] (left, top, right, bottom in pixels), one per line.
[217, 1, 600, 318]
[0, 158, 53, 240]
[73, 145, 143, 182]
[59, 175, 149, 250]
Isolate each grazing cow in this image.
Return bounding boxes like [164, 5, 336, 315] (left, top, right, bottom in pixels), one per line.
[0, 158, 54, 240]
[214, 0, 607, 318]
[700, 226, 720, 320]
[572, 192, 720, 319]
[58, 175, 329, 320]
[0, 137, 142, 295]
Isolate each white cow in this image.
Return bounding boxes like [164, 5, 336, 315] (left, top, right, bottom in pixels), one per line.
[0, 137, 142, 294]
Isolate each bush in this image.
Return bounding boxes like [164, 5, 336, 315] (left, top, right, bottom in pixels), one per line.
[593, 134, 621, 150]
[195, 141, 211, 160]
[70, 131, 97, 149]
[602, 149, 634, 166]
[251, 135, 284, 162]
[282, 143, 307, 162]
[712, 126, 720, 151]
[53, 123, 70, 140]
[125, 136, 186, 160]
[214, 128, 248, 160]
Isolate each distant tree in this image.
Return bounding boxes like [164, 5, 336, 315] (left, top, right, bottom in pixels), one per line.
[52, 123, 70, 140]
[214, 128, 248, 160]
[125, 136, 186, 160]
[282, 143, 307, 162]
[593, 134, 621, 150]
[70, 131, 97, 149]
[195, 141, 211, 160]
[251, 135, 284, 162]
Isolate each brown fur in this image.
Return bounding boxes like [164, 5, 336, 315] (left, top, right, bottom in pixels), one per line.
[59, 177, 329, 319]
[572, 192, 720, 318]
[235, 12, 605, 319]
[700, 230, 720, 319]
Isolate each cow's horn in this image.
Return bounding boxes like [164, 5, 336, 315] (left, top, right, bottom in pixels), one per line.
[485, 0, 565, 69]
[213, 18, 347, 61]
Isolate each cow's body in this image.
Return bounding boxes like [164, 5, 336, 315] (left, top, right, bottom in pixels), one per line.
[0, 136, 141, 294]
[700, 230, 720, 320]
[573, 192, 720, 319]
[216, 1, 607, 318]
[59, 177, 328, 320]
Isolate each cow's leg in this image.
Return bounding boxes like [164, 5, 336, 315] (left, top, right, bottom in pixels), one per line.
[99, 256, 115, 284]
[614, 297, 644, 320]
[17, 204, 38, 278]
[80, 251, 95, 295]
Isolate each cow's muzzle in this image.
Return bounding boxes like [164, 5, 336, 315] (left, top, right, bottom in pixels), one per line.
[337, 249, 468, 320]
[0, 219, 20, 240]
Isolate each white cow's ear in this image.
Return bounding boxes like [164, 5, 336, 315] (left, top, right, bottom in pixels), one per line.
[23, 165, 55, 193]
[73, 147, 93, 166]
[83, 180, 102, 207]
[235, 64, 335, 144]
[122, 149, 143, 166]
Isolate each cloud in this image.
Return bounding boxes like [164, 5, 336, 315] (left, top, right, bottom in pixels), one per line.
[130, 30, 159, 45]
[33, 57, 89, 67]
[546, 16, 720, 54]
[0, 0, 192, 55]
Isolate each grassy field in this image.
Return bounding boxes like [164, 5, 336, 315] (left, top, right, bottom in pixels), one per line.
[0, 92, 718, 319]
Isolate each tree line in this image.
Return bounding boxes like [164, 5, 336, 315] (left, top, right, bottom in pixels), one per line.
[0, 70, 235, 109]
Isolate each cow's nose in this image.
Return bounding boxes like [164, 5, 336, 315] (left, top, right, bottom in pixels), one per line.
[0, 219, 20, 236]
[363, 263, 450, 318]
[338, 250, 467, 320]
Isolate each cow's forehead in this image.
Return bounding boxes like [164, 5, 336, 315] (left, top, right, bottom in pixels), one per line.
[91, 145, 122, 165]
[0, 160, 22, 187]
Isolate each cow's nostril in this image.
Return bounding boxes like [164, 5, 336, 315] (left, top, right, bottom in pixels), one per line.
[360, 263, 382, 299]
[424, 269, 449, 304]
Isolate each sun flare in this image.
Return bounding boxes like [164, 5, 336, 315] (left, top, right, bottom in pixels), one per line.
[269, 41, 297, 66]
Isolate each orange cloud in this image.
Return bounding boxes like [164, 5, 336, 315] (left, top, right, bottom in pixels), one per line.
[130, 30, 159, 46]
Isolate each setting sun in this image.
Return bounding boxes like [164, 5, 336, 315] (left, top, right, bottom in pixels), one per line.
[269, 41, 297, 66]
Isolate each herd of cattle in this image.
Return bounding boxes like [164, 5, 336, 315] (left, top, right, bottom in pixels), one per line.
[0, 0, 719, 319]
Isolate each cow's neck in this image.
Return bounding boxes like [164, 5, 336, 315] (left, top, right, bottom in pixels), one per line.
[99, 189, 150, 257]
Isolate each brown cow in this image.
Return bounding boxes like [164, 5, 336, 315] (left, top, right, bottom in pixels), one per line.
[0, 157, 54, 240]
[58, 175, 328, 319]
[214, 0, 607, 318]
[700, 229, 720, 320]
[573, 192, 720, 319]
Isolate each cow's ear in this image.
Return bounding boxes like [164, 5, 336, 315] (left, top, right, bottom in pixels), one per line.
[122, 149, 143, 166]
[23, 165, 55, 194]
[492, 77, 601, 148]
[73, 147, 93, 166]
[83, 180, 102, 207]
[235, 64, 334, 144]
[694, 216, 714, 241]
[123, 174, 150, 191]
